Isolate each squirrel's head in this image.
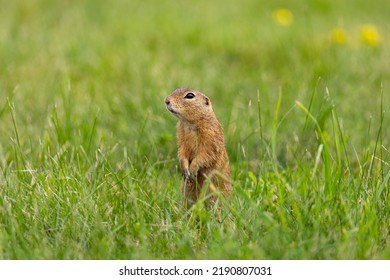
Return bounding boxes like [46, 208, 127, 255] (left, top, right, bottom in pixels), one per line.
[165, 88, 214, 123]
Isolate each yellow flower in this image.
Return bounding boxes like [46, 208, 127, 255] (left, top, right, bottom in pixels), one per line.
[329, 28, 347, 45]
[360, 24, 380, 46]
[272, 9, 294, 26]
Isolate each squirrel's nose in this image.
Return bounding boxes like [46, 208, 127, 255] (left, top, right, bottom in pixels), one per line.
[165, 98, 170, 105]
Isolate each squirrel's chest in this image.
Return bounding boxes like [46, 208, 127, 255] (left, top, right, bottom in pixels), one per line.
[180, 130, 199, 148]
[178, 126, 202, 158]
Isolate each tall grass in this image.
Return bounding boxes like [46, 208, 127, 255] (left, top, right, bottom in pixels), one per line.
[0, 0, 389, 259]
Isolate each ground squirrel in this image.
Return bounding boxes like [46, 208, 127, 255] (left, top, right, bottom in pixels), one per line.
[165, 88, 231, 208]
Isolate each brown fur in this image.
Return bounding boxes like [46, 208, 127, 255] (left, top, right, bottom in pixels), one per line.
[165, 88, 231, 208]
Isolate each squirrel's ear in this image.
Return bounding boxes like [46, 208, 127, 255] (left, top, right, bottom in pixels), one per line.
[205, 97, 209, 106]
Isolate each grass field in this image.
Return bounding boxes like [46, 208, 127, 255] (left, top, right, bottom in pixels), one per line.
[0, 0, 389, 259]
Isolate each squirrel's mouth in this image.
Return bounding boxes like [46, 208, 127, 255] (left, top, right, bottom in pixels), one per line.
[166, 105, 179, 115]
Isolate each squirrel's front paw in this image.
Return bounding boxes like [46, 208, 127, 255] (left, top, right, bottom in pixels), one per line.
[181, 168, 193, 182]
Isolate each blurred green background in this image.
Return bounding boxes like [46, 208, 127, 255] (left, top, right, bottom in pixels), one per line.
[0, 0, 389, 154]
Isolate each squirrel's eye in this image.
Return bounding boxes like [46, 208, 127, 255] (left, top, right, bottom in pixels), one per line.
[184, 93, 195, 99]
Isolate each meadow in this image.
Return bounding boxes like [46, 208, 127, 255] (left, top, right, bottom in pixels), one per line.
[0, 0, 389, 259]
